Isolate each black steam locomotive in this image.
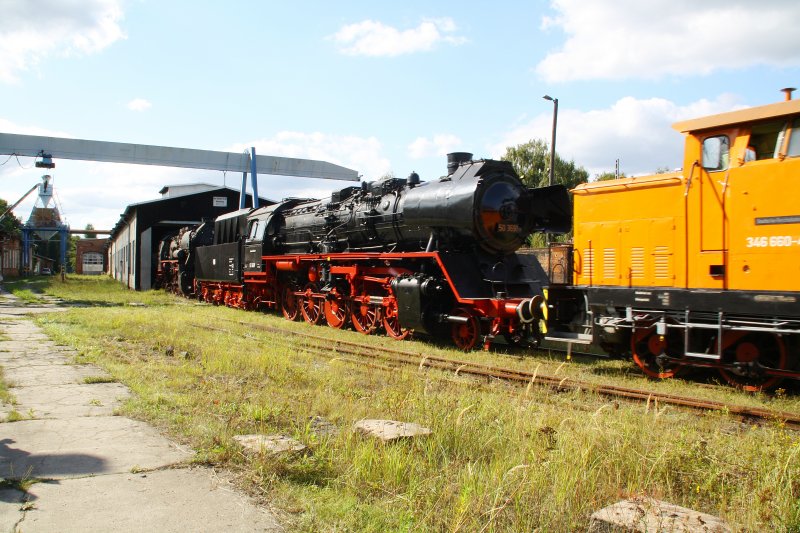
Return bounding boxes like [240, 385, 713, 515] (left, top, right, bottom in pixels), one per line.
[157, 153, 570, 349]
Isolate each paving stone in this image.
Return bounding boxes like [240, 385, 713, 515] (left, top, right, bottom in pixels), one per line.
[588, 497, 731, 533]
[10, 382, 130, 418]
[0, 417, 192, 480]
[3, 364, 110, 387]
[353, 419, 432, 442]
[15, 468, 281, 532]
[234, 434, 307, 455]
[3, 364, 111, 387]
[0, 356, 75, 369]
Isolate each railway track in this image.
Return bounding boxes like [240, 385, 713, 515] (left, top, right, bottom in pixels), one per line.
[202, 319, 800, 430]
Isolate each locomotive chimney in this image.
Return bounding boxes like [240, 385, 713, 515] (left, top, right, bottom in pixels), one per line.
[447, 152, 473, 176]
[781, 87, 796, 101]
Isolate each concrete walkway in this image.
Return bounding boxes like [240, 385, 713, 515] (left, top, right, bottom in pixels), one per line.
[0, 292, 282, 533]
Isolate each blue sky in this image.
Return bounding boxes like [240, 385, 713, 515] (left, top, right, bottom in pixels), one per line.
[1, 0, 799, 230]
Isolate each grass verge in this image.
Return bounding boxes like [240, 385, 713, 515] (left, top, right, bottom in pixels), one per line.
[20, 275, 800, 531]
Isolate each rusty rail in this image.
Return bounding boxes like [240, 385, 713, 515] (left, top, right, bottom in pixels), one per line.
[202, 320, 800, 430]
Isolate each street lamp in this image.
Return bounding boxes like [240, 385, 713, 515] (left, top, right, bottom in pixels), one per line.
[542, 95, 558, 187]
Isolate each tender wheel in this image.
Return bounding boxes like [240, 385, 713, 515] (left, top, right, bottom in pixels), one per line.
[281, 286, 300, 321]
[324, 287, 349, 329]
[351, 297, 380, 335]
[300, 283, 323, 325]
[631, 322, 682, 379]
[718, 332, 788, 391]
[451, 308, 480, 351]
[382, 297, 410, 340]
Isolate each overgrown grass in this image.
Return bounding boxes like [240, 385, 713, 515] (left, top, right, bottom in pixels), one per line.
[0, 366, 15, 407]
[21, 276, 800, 531]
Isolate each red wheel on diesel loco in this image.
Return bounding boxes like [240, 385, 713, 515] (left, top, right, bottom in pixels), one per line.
[630, 321, 683, 379]
[718, 332, 788, 391]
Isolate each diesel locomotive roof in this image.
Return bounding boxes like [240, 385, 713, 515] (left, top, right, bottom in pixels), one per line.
[672, 98, 800, 133]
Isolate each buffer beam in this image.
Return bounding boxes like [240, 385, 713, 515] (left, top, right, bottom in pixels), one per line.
[0, 133, 359, 182]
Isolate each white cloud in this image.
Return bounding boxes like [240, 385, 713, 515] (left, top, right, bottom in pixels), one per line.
[0, 0, 125, 83]
[408, 134, 463, 159]
[332, 18, 467, 57]
[537, 0, 800, 82]
[127, 98, 152, 112]
[489, 94, 745, 177]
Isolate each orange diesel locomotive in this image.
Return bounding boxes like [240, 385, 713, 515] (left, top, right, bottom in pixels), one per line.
[545, 91, 800, 390]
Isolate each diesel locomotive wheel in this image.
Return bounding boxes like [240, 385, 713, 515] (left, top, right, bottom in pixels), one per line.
[451, 308, 481, 351]
[382, 297, 410, 340]
[281, 286, 300, 321]
[631, 322, 683, 379]
[324, 287, 349, 329]
[300, 283, 323, 324]
[718, 332, 788, 391]
[351, 297, 380, 335]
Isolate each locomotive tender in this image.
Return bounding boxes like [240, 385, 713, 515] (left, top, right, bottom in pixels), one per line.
[544, 93, 800, 390]
[159, 153, 570, 350]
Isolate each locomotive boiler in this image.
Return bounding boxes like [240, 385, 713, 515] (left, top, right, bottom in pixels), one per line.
[164, 153, 570, 349]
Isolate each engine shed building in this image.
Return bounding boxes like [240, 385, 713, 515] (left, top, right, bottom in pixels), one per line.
[109, 184, 272, 291]
[75, 238, 108, 275]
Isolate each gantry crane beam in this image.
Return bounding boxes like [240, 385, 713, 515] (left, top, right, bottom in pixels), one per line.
[0, 133, 359, 182]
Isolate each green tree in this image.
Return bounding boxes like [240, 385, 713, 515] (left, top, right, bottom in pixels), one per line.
[67, 235, 80, 273]
[501, 140, 589, 247]
[0, 198, 23, 238]
[83, 223, 95, 239]
[594, 171, 627, 181]
[501, 139, 589, 191]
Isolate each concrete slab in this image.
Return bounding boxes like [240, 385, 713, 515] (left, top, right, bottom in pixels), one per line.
[3, 364, 111, 387]
[0, 417, 192, 480]
[354, 419, 432, 442]
[589, 497, 731, 533]
[17, 468, 282, 533]
[10, 382, 130, 418]
[234, 434, 307, 455]
[0, 356, 75, 369]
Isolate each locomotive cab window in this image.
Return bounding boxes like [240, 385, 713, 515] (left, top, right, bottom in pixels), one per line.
[787, 117, 800, 157]
[747, 120, 787, 160]
[702, 135, 730, 171]
[248, 220, 265, 241]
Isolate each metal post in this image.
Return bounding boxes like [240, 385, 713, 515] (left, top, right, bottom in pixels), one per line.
[543, 95, 558, 187]
[250, 146, 259, 209]
[59, 227, 67, 272]
[543, 95, 558, 245]
[22, 228, 30, 274]
[239, 151, 248, 209]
